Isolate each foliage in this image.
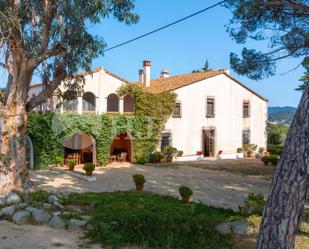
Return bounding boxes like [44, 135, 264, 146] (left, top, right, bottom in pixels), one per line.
[179, 186, 193, 197]
[68, 160, 77, 167]
[243, 144, 257, 153]
[61, 191, 237, 249]
[192, 59, 212, 73]
[246, 215, 262, 229]
[0, 1, 139, 110]
[239, 193, 266, 217]
[149, 151, 164, 163]
[54, 156, 64, 165]
[225, 1, 308, 80]
[177, 150, 184, 157]
[28, 190, 49, 205]
[237, 147, 243, 153]
[261, 156, 270, 166]
[83, 163, 95, 172]
[132, 174, 146, 185]
[268, 145, 284, 156]
[295, 57, 309, 92]
[162, 146, 178, 157]
[267, 123, 289, 146]
[28, 96, 175, 168]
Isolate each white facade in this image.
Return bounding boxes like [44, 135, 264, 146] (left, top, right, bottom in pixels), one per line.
[29, 63, 268, 159]
[163, 73, 267, 157]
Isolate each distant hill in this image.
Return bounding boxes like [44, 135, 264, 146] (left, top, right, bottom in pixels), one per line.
[268, 106, 296, 125]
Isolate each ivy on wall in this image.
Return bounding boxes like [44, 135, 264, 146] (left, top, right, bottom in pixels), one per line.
[28, 85, 176, 168]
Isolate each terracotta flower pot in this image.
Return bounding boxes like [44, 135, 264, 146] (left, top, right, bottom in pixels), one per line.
[181, 195, 191, 203]
[166, 156, 173, 163]
[135, 183, 144, 191]
[86, 171, 93, 176]
[68, 166, 75, 171]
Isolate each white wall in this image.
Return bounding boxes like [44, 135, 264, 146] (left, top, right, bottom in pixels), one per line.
[163, 74, 267, 156]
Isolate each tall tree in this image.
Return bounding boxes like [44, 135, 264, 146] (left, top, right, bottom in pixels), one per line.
[192, 59, 211, 73]
[295, 57, 309, 92]
[225, 1, 309, 248]
[0, 0, 138, 194]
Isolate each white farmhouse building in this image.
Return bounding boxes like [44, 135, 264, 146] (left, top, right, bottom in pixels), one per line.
[29, 60, 268, 162]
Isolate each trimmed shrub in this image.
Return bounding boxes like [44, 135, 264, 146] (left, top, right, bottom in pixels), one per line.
[239, 193, 265, 217]
[132, 174, 146, 185]
[179, 186, 193, 197]
[149, 151, 164, 163]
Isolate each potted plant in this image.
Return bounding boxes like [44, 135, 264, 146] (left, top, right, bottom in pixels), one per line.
[162, 146, 178, 163]
[132, 174, 146, 191]
[196, 151, 203, 156]
[68, 159, 76, 171]
[243, 144, 257, 158]
[149, 151, 164, 163]
[179, 186, 193, 203]
[261, 156, 269, 166]
[177, 150, 184, 157]
[54, 156, 64, 167]
[237, 147, 243, 153]
[83, 162, 95, 176]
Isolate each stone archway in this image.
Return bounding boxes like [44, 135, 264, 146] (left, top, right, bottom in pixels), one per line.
[110, 132, 133, 162]
[64, 133, 97, 165]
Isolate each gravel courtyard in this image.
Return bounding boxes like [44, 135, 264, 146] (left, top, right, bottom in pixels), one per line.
[30, 162, 271, 210]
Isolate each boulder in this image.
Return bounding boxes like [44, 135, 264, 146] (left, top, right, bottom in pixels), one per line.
[0, 195, 6, 206]
[12, 210, 30, 225]
[43, 203, 53, 209]
[48, 195, 59, 204]
[6, 192, 22, 205]
[0, 205, 16, 220]
[231, 220, 254, 235]
[48, 214, 66, 229]
[215, 222, 232, 235]
[68, 219, 87, 230]
[26, 207, 52, 224]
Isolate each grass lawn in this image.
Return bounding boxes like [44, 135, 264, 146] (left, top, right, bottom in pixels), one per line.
[60, 191, 309, 249]
[157, 159, 275, 179]
[61, 191, 240, 249]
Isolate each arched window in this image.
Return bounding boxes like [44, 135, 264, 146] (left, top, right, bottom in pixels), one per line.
[107, 93, 119, 112]
[83, 92, 96, 112]
[123, 95, 135, 113]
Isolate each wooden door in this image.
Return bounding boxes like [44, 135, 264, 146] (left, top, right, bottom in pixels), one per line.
[203, 129, 215, 157]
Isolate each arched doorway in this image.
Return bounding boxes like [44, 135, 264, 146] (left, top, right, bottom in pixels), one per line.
[64, 133, 96, 165]
[107, 93, 119, 112]
[110, 132, 132, 162]
[83, 92, 96, 112]
[123, 95, 135, 113]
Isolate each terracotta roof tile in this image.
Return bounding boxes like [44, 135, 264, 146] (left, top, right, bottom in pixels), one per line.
[133, 70, 268, 101]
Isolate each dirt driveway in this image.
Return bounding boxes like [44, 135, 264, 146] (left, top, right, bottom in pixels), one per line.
[30, 162, 271, 210]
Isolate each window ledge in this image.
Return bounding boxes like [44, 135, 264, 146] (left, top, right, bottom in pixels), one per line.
[206, 115, 215, 118]
[172, 115, 182, 118]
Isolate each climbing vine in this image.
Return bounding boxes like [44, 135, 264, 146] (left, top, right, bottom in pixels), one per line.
[28, 85, 176, 168]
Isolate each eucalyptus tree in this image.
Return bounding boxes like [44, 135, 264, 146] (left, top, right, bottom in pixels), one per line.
[0, 0, 138, 194]
[225, 1, 308, 248]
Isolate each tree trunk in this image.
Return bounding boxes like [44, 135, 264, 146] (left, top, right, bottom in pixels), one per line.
[0, 105, 29, 194]
[257, 87, 309, 248]
[0, 67, 32, 195]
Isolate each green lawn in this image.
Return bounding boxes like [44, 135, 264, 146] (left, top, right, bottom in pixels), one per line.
[61, 191, 240, 249]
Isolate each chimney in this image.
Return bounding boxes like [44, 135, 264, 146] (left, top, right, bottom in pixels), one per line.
[143, 60, 151, 87]
[160, 69, 170, 78]
[139, 69, 144, 83]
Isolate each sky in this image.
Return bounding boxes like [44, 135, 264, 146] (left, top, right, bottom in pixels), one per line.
[1, 0, 303, 107]
[87, 0, 304, 107]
